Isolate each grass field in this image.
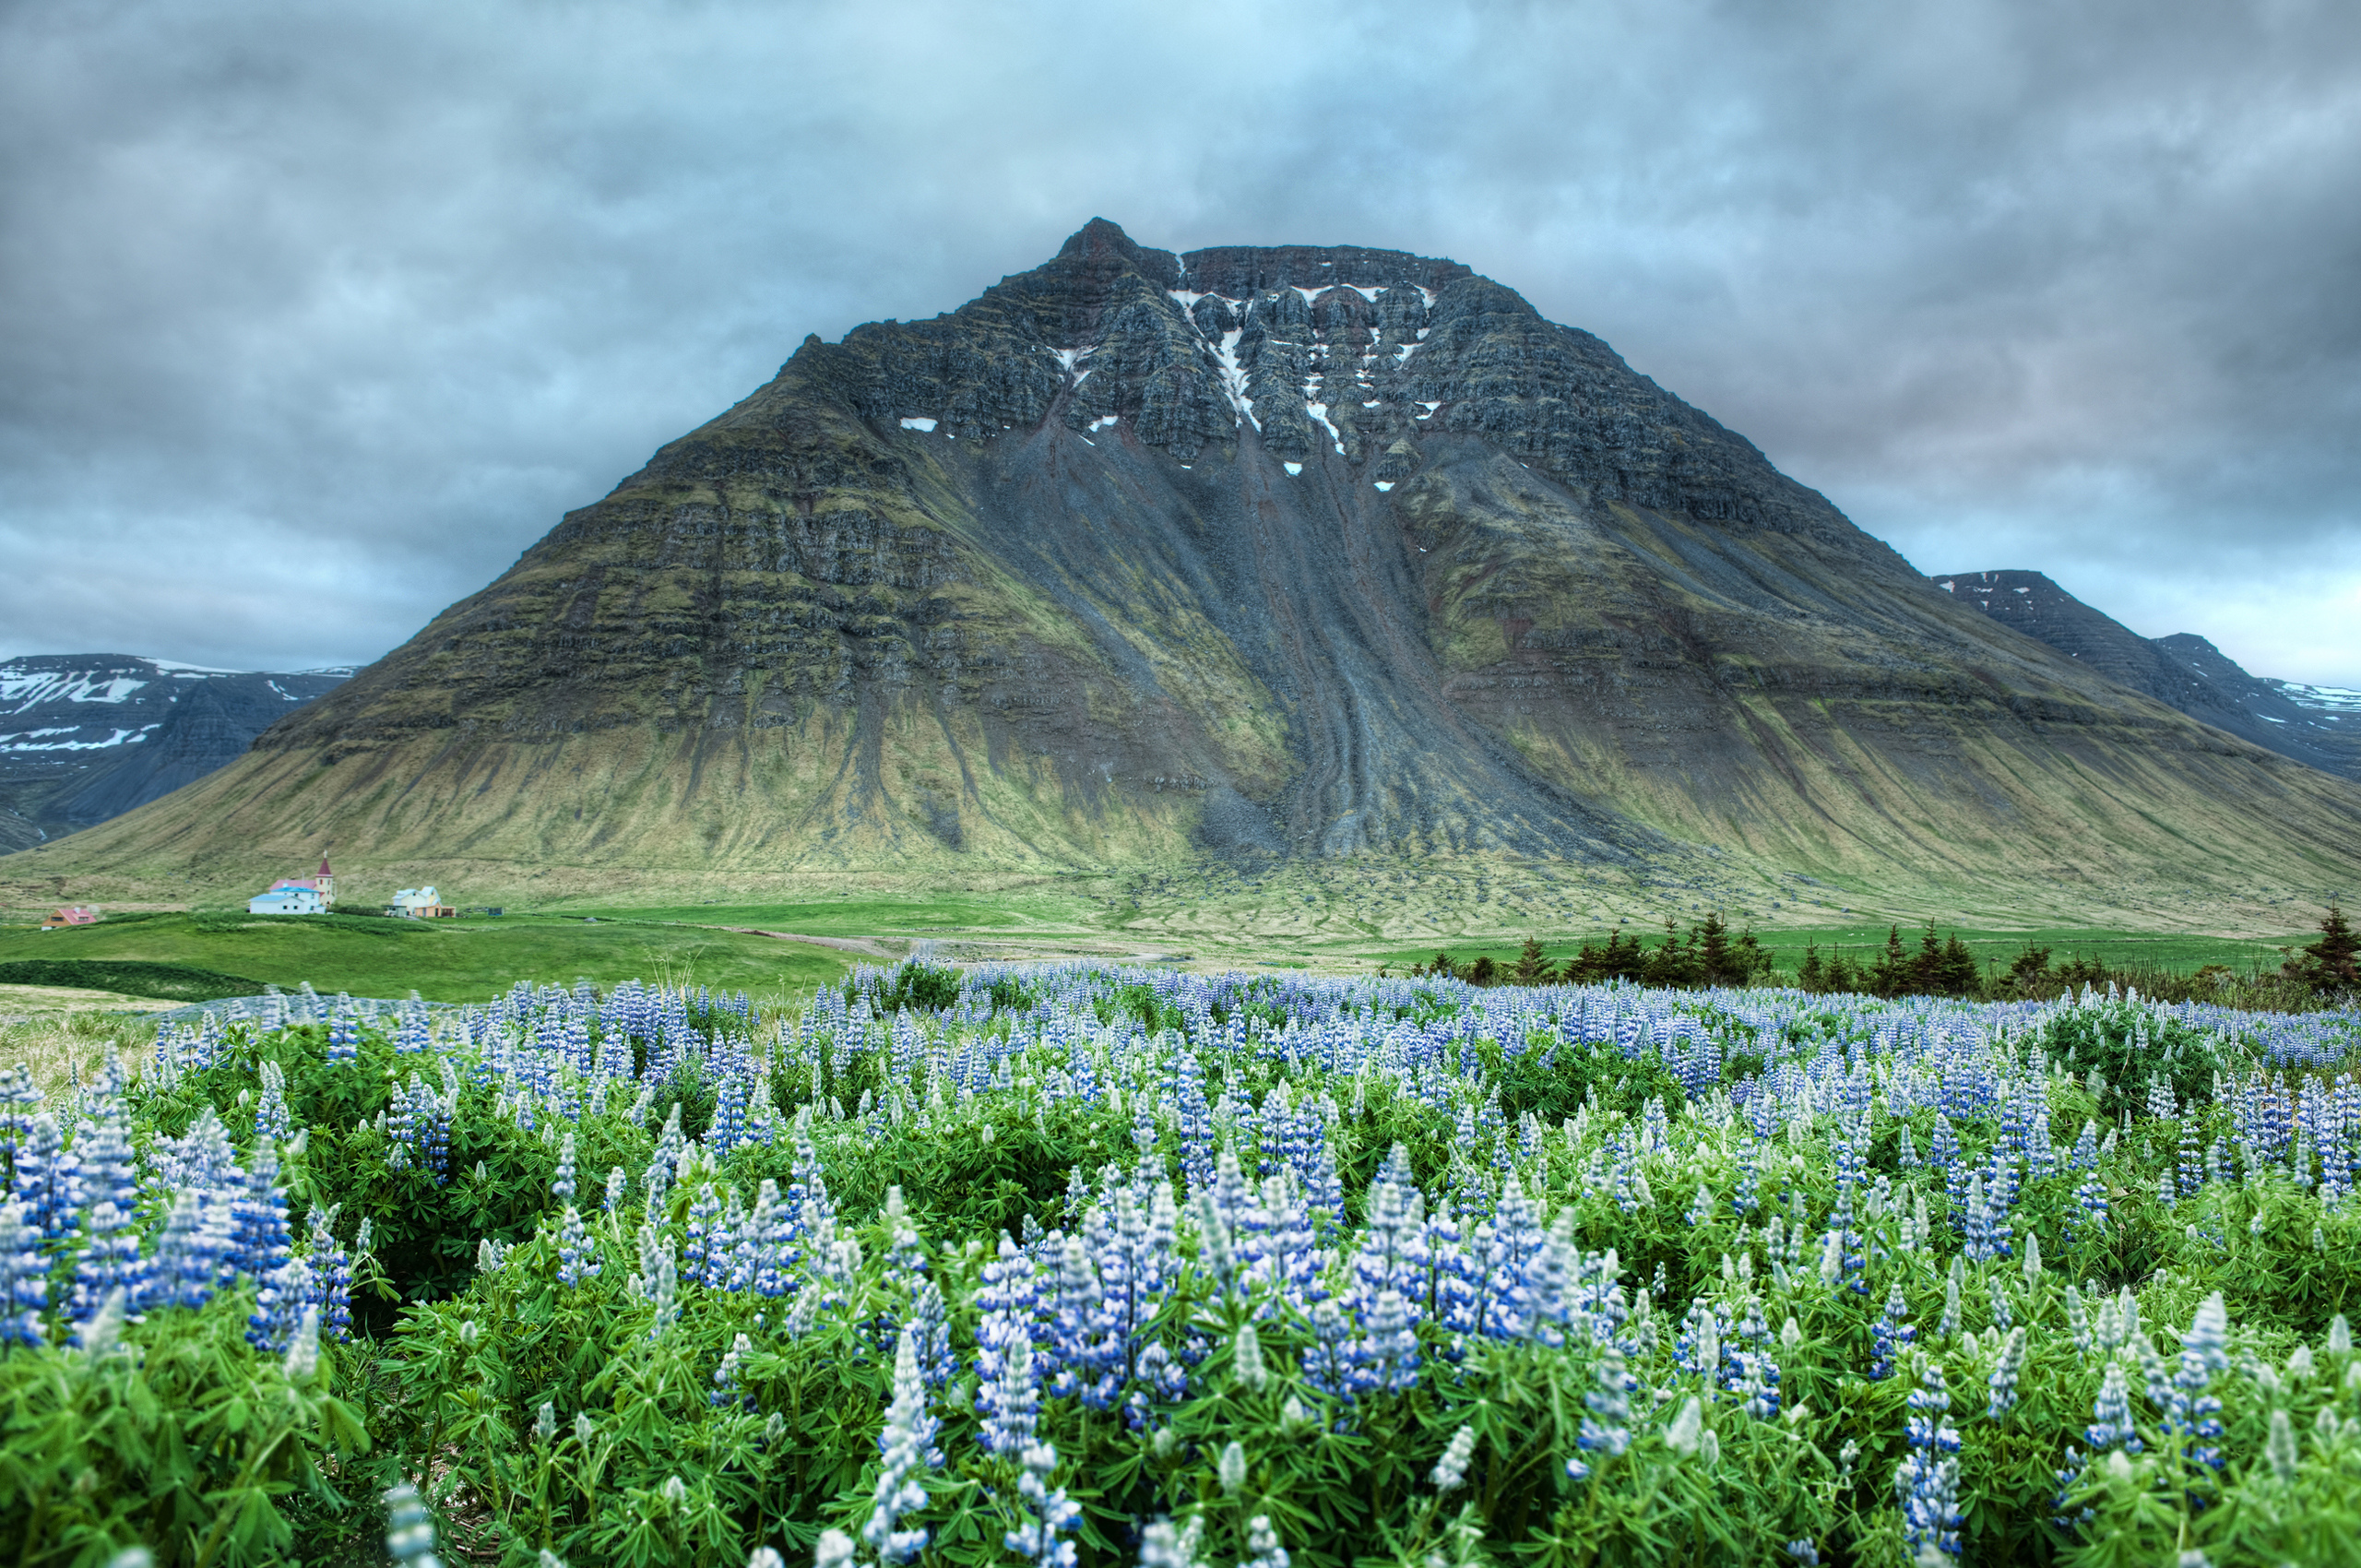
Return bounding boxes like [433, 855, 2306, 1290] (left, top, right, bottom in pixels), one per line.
[0, 910, 853, 1003]
[558, 888, 1103, 939]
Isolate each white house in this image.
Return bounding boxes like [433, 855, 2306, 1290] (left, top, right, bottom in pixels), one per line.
[249, 886, 326, 916]
[386, 886, 454, 918]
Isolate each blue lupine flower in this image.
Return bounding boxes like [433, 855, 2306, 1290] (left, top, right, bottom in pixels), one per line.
[552, 1133, 576, 1206]
[1895, 1360, 1964, 1557]
[976, 1234, 1042, 1453]
[254, 1062, 291, 1147]
[2069, 1174, 2109, 1243]
[683, 1182, 724, 1287]
[12, 1113, 81, 1248]
[148, 1189, 222, 1311]
[0, 1197, 48, 1345]
[711, 1330, 752, 1408]
[1869, 1285, 1915, 1382]
[557, 1206, 599, 1288]
[2084, 1360, 2141, 1454]
[2166, 1292, 2229, 1470]
[1577, 1341, 1635, 1460]
[231, 1142, 292, 1287]
[250, 1253, 315, 1353]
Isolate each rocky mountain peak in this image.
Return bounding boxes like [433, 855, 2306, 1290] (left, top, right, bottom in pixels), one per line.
[26, 223, 2361, 911]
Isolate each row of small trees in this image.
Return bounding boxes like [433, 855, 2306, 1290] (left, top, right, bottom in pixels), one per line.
[1398, 902, 2359, 1004]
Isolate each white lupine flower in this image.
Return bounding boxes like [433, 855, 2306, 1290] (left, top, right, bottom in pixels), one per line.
[1218, 1439, 1247, 1494]
[384, 1483, 444, 1568]
[2266, 1408, 2299, 1484]
[1431, 1424, 1477, 1491]
[812, 1531, 855, 1568]
[1666, 1396, 1703, 1454]
[1232, 1322, 1267, 1392]
[1139, 1516, 1203, 1568]
[282, 1306, 321, 1382]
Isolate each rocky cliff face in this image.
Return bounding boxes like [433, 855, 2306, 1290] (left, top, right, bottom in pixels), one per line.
[1931, 571, 2361, 781]
[0, 656, 350, 851]
[22, 220, 2361, 909]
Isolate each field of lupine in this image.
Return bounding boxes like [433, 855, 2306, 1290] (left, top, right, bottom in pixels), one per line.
[4, 961, 2361, 1568]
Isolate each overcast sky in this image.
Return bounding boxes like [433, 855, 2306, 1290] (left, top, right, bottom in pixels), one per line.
[4, 0, 2357, 688]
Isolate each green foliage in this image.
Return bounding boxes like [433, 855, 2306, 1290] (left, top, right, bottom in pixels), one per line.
[875, 964, 965, 1015]
[0, 1294, 368, 1567]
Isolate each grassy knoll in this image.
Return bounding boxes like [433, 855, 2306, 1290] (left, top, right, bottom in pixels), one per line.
[0, 911, 852, 1003]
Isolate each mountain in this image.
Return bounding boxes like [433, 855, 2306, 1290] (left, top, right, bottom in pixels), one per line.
[1929, 571, 2361, 781]
[0, 656, 351, 852]
[11, 220, 2359, 924]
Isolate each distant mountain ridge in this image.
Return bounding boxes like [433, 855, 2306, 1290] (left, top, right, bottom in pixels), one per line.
[0, 655, 351, 851]
[12, 220, 2361, 923]
[1928, 571, 2361, 780]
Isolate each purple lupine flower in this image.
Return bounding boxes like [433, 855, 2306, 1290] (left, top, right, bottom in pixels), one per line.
[0, 1197, 48, 1345]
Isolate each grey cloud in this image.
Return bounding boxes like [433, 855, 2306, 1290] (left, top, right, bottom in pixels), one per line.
[2, 0, 2355, 683]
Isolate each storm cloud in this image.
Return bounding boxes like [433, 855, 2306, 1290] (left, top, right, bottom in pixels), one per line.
[4, 0, 2357, 684]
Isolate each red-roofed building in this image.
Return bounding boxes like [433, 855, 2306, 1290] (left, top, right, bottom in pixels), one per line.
[42, 905, 99, 930]
[267, 856, 336, 907]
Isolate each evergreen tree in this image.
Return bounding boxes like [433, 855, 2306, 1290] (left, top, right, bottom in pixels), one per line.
[1910, 922, 1944, 994]
[1869, 925, 1910, 998]
[1513, 935, 1551, 985]
[1697, 912, 1735, 987]
[2301, 902, 2358, 989]
[1936, 934, 1980, 998]
[1797, 942, 1825, 992]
